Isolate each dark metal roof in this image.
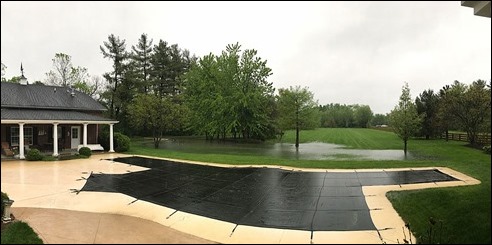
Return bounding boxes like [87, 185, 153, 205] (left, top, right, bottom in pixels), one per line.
[1, 82, 106, 111]
[1, 108, 115, 122]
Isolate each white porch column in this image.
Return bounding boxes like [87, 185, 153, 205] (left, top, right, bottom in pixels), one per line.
[19, 123, 25, 159]
[109, 123, 115, 152]
[53, 123, 59, 157]
[83, 123, 88, 147]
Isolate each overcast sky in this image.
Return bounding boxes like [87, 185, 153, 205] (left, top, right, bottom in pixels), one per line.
[2, 1, 490, 114]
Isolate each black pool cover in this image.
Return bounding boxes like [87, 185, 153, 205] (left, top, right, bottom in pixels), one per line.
[81, 156, 458, 231]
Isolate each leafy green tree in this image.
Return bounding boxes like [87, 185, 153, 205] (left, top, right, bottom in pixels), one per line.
[338, 105, 354, 128]
[3, 76, 21, 83]
[233, 44, 275, 140]
[277, 86, 319, 148]
[128, 94, 185, 148]
[389, 82, 422, 155]
[353, 104, 373, 128]
[100, 34, 128, 118]
[415, 89, 439, 139]
[184, 43, 275, 140]
[184, 54, 221, 139]
[440, 80, 491, 146]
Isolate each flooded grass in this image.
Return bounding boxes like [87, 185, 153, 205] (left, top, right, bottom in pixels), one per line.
[138, 137, 412, 161]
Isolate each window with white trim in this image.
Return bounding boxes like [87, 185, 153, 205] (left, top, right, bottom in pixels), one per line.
[11, 127, 33, 146]
[71, 127, 78, 139]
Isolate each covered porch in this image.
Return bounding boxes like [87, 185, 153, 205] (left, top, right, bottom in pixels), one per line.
[1, 119, 118, 160]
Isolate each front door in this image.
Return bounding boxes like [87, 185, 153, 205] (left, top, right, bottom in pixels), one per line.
[71, 126, 81, 149]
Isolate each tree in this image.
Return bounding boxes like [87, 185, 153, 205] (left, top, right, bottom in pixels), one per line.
[3, 76, 21, 83]
[184, 43, 275, 141]
[150, 40, 191, 98]
[436, 84, 456, 141]
[44, 53, 71, 86]
[183, 53, 220, 139]
[100, 34, 128, 118]
[73, 75, 105, 100]
[415, 89, 440, 139]
[389, 82, 422, 155]
[277, 86, 319, 148]
[319, 103, 363, 128]
[353, 105, 373, 128]
[440, 80, 491, 146]
[234, 44, 276, 140]
[132, 33, 153, 93]
[1, 62, 6, 81]
[127, 94, 185, 148]
[44, 53, 88, 87]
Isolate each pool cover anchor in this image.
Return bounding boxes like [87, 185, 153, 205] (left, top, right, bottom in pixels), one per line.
[376, 227, 395, 243]
[166, 210, 178, 219]
[229, 224, 239, 237]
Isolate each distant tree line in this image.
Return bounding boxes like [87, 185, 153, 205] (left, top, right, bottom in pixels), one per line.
[319, 103, 376, 128]
[2, 34, 489, 149]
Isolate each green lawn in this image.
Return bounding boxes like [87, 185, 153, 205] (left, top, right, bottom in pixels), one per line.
[280, 128, 403, 149]
[127, 128, 491, 244]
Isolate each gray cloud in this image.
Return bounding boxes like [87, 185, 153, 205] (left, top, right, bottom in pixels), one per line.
[2, 1, 490, 114]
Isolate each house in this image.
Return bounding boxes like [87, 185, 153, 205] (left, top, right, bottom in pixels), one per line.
[1, 80, 118, 159]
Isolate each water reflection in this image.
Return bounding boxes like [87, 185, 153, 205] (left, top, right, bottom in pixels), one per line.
[149, 138, 411, 161]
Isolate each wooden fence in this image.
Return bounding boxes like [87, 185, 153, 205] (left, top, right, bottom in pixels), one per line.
[440, 132, 491, 145]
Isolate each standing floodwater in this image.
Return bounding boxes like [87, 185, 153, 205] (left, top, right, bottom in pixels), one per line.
[143, 138, 412, 161]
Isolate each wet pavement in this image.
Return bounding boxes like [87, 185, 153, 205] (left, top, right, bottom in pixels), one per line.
[81, 156, 457, 232]
[12, 207, 216, 244]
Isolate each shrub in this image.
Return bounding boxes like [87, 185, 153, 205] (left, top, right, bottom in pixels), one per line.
[98, 130, 130, 152]
[98, 129, 110, 151]
[114, 132, 130, 152]
[483, 145, 491, 155]
[78, 147, 92, 157]
[26, 149, 43, 161]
